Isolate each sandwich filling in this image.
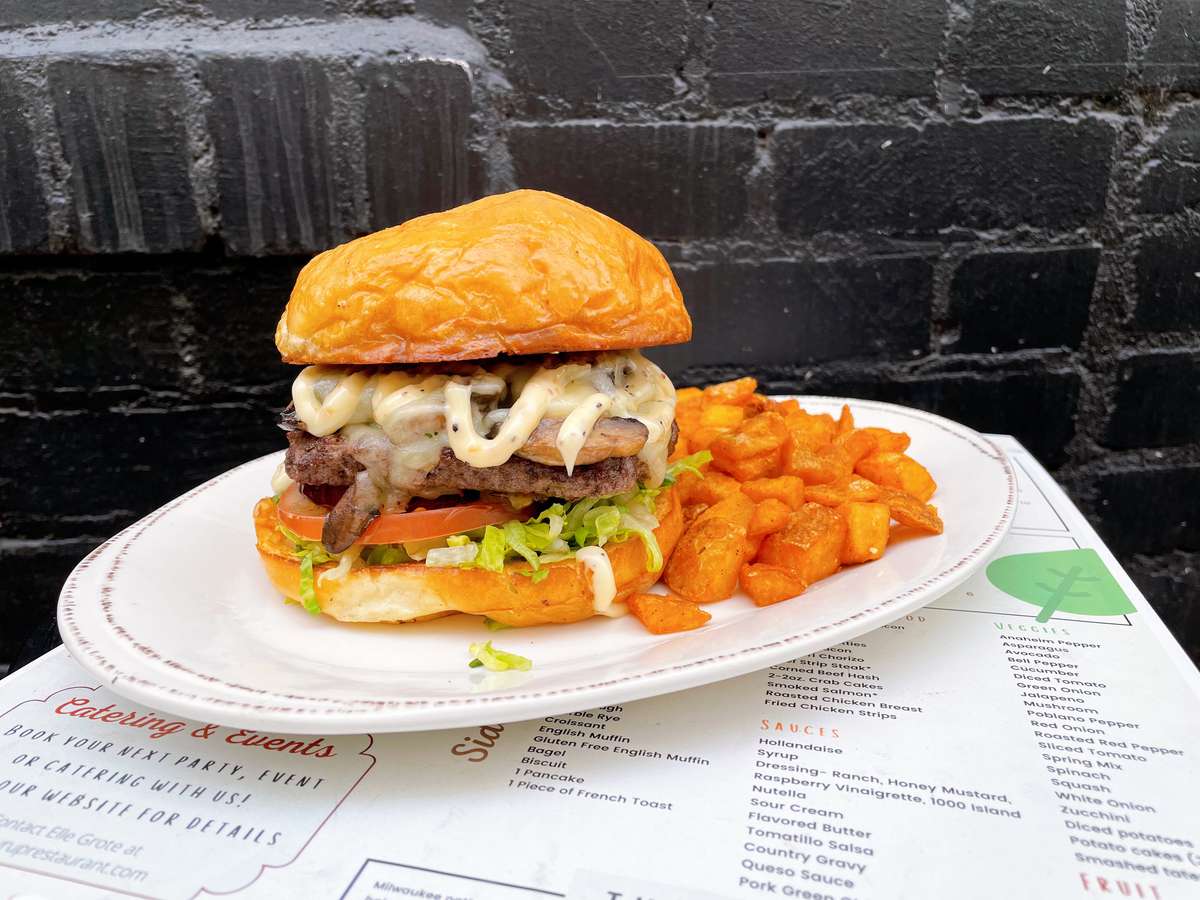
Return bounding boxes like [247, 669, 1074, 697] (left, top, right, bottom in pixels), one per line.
[278, 350, 678, 554]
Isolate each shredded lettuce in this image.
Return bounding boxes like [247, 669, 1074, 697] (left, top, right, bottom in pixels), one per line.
[363, 544, 409, 566]
[425, 543, 478, 567]
[276, 451, 715, 603]
[662, 449, 712, 487]
[467, 640, 532, 671]
[425, 450, 713, 577]
[483, 617, 511, 631]
[298, 552, 320, 615]
[476, 525, 507, 572]
[277, 523, 337, 565]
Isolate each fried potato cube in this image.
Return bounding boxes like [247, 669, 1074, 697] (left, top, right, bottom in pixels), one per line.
[704, 376, 758, 405]
[748, 498, 792, 538]
[745, 532, 766, 560]
[665, 517, 748, 603]
[681, 502, 709, 529]
[626, 592, 712, 634]
[860, 427, 911, 453]
[686, 426, 725, 451]
[836, 501, 891, 564]
[739, 563, 808, 607]
[805, 475, 883, 507]
[758, 503, 848, 585]
[675, 386, 704, 406]
[741, 394, 775, 417]
[696, 491, 756, 531]
[855, 452, 936, 502]
[772, 398, 802, 415]
[828, 428, 878, 468]
[675, 405, 703, 439]
[716, 452, 784, 481]
[837, 404, 855, 434]
[810, 429, 878, 484]
[879, 488, 944, 534]
[699, 403, 746, 431]
[712, 412, 790, 462]
[783, 446, 842, 484]
[741, 475, 806, 510]
[675, 468, 743, 506]
[783, 409, 838, 451]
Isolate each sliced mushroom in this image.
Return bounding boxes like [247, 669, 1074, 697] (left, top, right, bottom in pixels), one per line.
[321, 471, 387, 553]
[514, 417, 649, 467]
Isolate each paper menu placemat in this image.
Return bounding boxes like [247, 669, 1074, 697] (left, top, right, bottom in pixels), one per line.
[2, 437, 1198, 900]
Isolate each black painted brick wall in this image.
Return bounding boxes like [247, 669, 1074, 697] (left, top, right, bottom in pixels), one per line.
[1, 1, 1198, 670]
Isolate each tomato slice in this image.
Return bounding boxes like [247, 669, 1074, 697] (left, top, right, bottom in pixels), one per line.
[276, 484, 526, 546]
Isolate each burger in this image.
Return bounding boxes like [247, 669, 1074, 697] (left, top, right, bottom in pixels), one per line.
[253, 189, 698, 628]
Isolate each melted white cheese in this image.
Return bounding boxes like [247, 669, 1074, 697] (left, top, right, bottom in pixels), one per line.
[318, 548, 358, 585]
[270, 461, 295, 497]
[287, 351, 676, 489]
[576, 545, 622, 617]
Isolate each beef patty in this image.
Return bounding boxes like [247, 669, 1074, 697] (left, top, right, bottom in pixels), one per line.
[285, 430, 641, 500]
[282, 417, 676, 551]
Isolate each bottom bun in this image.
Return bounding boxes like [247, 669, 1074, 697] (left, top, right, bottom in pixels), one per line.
[252, 488, 683, 627]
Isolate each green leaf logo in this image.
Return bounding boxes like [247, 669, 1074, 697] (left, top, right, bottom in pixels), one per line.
[986, 549, 1135, 623]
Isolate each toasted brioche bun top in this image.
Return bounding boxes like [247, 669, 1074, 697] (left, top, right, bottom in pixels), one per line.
[276, 190, 692, 365]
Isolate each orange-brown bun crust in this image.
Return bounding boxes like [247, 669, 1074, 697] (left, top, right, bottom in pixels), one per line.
[276, 190, 692, 364]
[253, 488, 683, 627]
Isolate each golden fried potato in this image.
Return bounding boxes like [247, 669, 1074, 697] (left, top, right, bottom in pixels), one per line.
[695, 491, 756, 531]
[716, 453, 784, 482]
[805, 475, 883, 507]
[675, 468, 743, 506]
[860, 427, 911, 453]
[665, 517, 748, 603]
[627, 592, 712, 634]
[836, 404, 855, 435]
[672, 383, 943, 603]
[711, 412, 790, 464]
[681, 502, 709, 530]
[783, 446, 841, 484]
[699, 403, 746, 431]
[879, 488, 944, 534]
[741, 475, 806, 510]
[782, 409, 838, 451]
[837, 501, 891, 564]
[739, 563, 808, 607]
[748, 498, 792, 538]
[758, 503, 848, 585]
[856, 451, 936, 502]
[704, 376, 758, 405]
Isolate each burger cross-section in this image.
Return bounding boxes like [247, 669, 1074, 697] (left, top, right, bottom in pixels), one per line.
[255, 190, 696, 628]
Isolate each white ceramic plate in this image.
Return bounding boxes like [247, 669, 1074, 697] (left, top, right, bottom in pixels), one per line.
[58, 397, 1015, 734]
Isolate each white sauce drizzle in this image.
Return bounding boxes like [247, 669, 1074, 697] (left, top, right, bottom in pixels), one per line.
[444, 366, 568, 469]
[292, 367, 370, 437]
[555, 392, 612, 475]
[575, 546, 622, 616]
[287, 351, 677, 488]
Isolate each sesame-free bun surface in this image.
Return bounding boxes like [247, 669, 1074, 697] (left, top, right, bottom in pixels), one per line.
[252, 488, 683, 626]
[276, 190, 692, 364]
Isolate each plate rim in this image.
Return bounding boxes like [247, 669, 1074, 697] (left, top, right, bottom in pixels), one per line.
[58, 396, 1017, 732]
